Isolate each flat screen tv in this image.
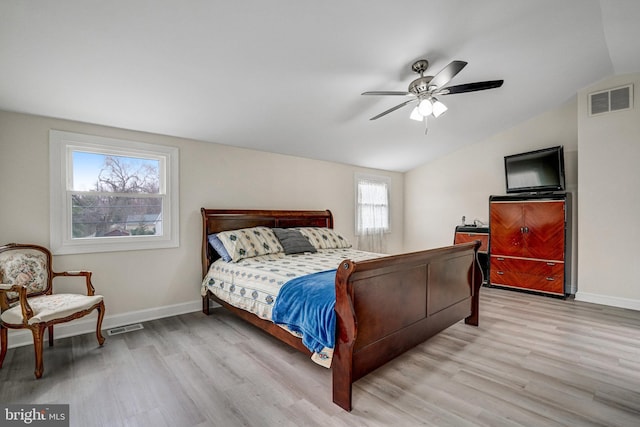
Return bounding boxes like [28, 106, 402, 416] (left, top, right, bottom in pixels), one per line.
[504, 146, 565, 194]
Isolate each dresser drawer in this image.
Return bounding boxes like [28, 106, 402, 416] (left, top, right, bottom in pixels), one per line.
[490, 270, 564, 295]
[491, 256, 563, 275]
[455, 232, 489, 252]
[490, 256, 564, 295]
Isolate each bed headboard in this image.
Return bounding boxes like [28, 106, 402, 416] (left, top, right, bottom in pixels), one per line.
[200, 208, 334, 277]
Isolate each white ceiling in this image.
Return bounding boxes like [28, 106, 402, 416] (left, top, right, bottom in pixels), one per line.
[1, 1, 639, 172]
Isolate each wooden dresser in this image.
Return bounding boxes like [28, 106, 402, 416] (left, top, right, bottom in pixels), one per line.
[454, 225, 489, 284]
[488, 194, 571, 296]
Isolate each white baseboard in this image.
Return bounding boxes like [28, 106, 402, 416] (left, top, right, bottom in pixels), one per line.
[6, 299, 203, 349]
[574, 291, 640, 311]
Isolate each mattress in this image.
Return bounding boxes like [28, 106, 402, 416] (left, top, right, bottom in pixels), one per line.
[201, 247, 381, 366]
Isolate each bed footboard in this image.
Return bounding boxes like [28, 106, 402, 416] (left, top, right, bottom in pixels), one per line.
[333, 241, 482, 411]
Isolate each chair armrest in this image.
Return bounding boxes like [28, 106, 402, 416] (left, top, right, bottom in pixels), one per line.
[0, 284, 33, 322]
[0, 283, 23, 292]
[52, 270, 96, 296]
[0, 284, 20, 311]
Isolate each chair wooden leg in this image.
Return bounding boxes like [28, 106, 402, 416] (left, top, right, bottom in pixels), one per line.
[0, 325, 7, 369]
[31, 325, 46, 379]
[96, 301, 106, 346]
[48, 325, 54, 347]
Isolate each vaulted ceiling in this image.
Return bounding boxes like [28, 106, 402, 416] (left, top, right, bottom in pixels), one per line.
[1, 1, 639, 172]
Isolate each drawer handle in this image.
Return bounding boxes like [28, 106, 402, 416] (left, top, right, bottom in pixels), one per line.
[546, 277, 555, 281]
[547, 262, 556, 266]
[497, 271, 504, 275]
[497, 257, 505, 261]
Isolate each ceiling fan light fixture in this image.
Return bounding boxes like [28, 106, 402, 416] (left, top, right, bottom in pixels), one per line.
[417, 98, 433, 116]
[432, 99, 448, 117]
[409, 106, 423, 121]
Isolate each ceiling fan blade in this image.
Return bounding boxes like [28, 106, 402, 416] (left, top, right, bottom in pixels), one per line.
[369, 99, 415, 120]
[362, 91, 412, 96]
[428, 60, 468, 89]
[438, 80, 504, 95]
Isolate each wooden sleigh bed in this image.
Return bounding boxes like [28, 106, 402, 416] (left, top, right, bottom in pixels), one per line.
[201, 208, 482, 411]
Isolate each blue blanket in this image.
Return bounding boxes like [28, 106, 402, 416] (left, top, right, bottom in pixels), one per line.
[271, 269, 337, 353]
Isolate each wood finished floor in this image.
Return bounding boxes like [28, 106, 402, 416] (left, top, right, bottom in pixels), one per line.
[1, 287, 639, 427]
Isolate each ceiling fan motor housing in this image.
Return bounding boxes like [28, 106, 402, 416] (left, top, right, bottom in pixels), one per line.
[409, 76, 433, 95]
[409, 59, 433, 95]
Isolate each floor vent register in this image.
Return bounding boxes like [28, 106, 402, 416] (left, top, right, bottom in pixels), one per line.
[106, 323, 144, 336]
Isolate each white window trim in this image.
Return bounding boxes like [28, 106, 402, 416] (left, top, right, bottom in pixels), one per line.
[354, 173, 391, 236]
[50, 130, 179, 254]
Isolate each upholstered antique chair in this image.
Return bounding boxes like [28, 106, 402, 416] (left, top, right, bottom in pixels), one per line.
[0, 243, 105, 378]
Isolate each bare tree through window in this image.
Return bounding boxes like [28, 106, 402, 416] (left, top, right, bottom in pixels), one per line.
[71, 153, 163, 238]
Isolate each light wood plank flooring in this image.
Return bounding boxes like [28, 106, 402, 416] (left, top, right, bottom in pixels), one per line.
[1, 287, 639, 426]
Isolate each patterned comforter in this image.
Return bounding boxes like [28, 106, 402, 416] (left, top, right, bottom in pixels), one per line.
[201, 248, 381, 366]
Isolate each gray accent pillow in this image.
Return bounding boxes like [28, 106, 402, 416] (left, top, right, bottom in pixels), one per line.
[272, 228, 317, 255]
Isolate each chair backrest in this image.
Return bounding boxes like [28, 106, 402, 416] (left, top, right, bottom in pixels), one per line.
[0, 243, 53, 304]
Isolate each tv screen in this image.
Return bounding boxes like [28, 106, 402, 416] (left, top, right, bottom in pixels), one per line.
[504, 146, 565, 194]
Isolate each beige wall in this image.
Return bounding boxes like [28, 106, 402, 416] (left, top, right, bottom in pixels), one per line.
[0, 110, 404, 341]
[576, 73, 640, 309]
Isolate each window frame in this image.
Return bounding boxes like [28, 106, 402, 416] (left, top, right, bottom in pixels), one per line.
[354, 173, 391, 236]
[50, 130, 179, 254]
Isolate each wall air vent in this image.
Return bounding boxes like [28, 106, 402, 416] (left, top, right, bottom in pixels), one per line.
[589, 84, 633, 116]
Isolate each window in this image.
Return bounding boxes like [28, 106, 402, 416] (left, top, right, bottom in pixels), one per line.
[50, 130, 179, 254]
[355, 174, 390, 235]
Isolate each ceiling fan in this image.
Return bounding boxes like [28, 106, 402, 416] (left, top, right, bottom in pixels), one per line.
[362, 59, 503, 133]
